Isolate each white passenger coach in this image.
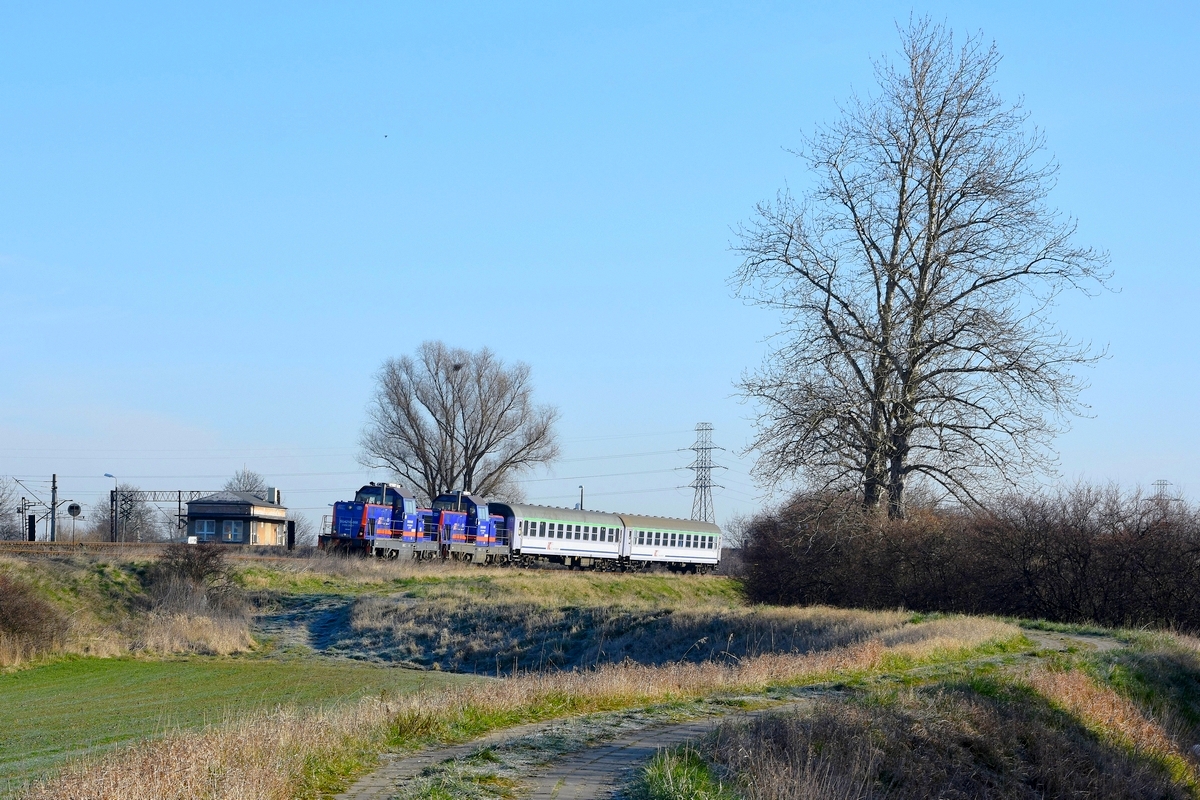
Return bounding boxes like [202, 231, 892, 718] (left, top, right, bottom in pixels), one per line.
[488, 502, 721, 573]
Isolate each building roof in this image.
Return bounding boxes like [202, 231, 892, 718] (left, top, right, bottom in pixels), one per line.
[186, 492, 287, 521]
[188, 491, 277, 506]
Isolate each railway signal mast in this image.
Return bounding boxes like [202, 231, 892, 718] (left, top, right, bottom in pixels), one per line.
[687, 423, 725, 524]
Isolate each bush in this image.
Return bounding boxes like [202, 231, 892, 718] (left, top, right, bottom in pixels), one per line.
[146, 543, 245, 618]
[0, 573, 68, 662]
[743, 486, 1200, 632]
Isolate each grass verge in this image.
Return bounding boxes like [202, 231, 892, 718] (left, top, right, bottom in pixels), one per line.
[0, 656, 468, 795]
[19, 617, 1021, 799]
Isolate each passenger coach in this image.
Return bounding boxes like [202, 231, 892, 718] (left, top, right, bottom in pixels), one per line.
[489, 502, 624, 570]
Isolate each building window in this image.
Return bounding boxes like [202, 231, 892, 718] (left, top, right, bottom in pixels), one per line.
[196, 520, 216, 541]
[250, 521, 259, 545]
[222, 520, 243, 543]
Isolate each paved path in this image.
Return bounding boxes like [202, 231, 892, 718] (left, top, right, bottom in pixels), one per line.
[337, 703, 804, 800]
[334, 719, 555, 800]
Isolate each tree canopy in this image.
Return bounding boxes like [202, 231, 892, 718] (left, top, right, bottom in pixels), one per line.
[359, 341, 559, 504]
[734, 19, 1109, 518]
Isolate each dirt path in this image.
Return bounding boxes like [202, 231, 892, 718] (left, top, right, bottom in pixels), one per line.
[1024, 629, 1122, 653]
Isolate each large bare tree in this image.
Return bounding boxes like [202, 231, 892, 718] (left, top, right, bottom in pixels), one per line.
[734, 19, 1109, 518]
[359, 341, 559, 504]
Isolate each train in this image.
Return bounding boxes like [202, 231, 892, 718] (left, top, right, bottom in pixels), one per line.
[320, 483, 722, 573]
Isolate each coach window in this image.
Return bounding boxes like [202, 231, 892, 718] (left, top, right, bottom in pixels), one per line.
[555, 523, 562, 538]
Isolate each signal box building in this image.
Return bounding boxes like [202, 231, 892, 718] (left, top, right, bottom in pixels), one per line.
[186, 489, 287, 545]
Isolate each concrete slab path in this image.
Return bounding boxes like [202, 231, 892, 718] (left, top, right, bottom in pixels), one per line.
[333, 719, 554, 800]
[523, 703, 804, 799]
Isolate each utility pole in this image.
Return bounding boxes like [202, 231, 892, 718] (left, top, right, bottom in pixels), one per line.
[50, 474, 57, 543]
[687, 423, 725, 523]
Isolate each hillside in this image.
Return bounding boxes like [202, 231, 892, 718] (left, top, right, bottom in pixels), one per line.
[3, 551, 1199, 799]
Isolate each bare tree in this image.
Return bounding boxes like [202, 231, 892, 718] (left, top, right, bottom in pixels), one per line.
[0, 478, 22, 540]
[224, 468, 267, 496]
[84, 483, 167, 541]
[360, 341, 560, 504]
[287, 510, 317, 547]
[733, 19, 1109, 519]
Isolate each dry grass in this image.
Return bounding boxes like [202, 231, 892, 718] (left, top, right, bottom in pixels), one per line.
[134, 612, 256, 656]
[21, 617, 1020, 800]
[1025, 666, 1198, 785]
[0, 553, 257, 667]
[706, 682, 1194, 799]
[344, 596, 914, 671]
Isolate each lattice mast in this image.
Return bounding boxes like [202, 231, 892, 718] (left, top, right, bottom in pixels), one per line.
[687, 422, 724, 523]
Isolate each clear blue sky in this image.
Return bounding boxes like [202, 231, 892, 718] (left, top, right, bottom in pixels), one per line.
[2, 1, 1197, 533]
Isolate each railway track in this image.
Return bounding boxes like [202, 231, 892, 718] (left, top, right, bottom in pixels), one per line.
[0, 541, 305, 561]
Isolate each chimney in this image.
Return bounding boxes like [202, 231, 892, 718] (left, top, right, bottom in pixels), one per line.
[266, 487, 280, 505]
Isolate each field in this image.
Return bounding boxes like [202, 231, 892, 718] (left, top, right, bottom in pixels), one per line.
[4, 552, 1200, 799]
[0, 655, 468, 795]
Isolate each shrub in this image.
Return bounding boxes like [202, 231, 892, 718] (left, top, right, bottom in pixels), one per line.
[0, 573, 68, 663]
[742, 485, 1200, 633]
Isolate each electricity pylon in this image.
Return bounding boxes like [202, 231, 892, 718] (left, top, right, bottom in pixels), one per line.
[687, 423, 725, 523]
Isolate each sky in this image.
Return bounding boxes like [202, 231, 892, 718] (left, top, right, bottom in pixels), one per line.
[1, 1, 1197, 537]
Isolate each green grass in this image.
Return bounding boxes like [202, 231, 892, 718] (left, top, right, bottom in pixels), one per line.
[0, 655, 469, 794]
[628, 747, 741, 800]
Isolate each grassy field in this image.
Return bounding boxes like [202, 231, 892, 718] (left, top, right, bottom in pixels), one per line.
[10, 553, 1200, 799]
[0, 655, 468, 795]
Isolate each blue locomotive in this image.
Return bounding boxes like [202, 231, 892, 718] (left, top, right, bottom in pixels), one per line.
[323, 483, 511, 563]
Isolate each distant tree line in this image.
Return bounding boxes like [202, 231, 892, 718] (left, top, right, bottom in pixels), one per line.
[740, 485, 1200, 633]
